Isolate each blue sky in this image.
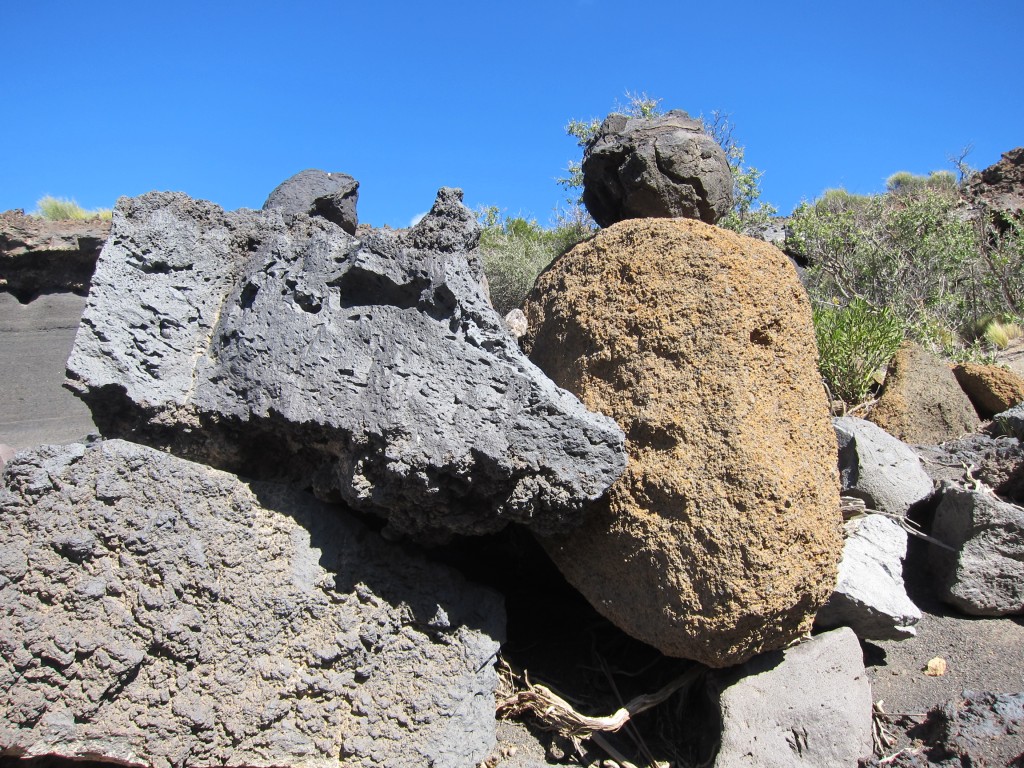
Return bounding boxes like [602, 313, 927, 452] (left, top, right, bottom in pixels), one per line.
[3, 1, 1022, 228]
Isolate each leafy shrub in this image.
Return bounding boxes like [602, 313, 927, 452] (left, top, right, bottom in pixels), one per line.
[812, 298, 905, 405]
[35, 195, 112, 221]
[478, 208, 593, 315]
[789, 179, 1024, 356]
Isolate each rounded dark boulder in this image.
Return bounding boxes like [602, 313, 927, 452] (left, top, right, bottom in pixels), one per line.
[263, 168, 359, 234]
[582, 110, 733, 227]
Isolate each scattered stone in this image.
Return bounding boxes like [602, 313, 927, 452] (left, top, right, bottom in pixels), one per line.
[66, 189, 626, 540]
[925, 657, 949, 677]
[581, 110, 733, 227]
[0, 209, 109, 302]
[263, 168, 359, 234]
[524, 218, 842, 667]
[816, 514, 921, 640]
[913, 434, 1024, 504]
[996, 402, 1024, 441]
[953, 361, 1024, 418]
[0, 439, 505, 768]
[707, 628, 873, 768]
[868, 343, 980, 445]
[503, 308, 528, 341]
[963, 146, 1024, 229]
[922, 691, 1024, 766]
[930, 484, 1024, 616]
[834, 416, 933, 516]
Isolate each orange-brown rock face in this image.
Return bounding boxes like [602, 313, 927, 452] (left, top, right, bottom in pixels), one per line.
[523, 218, 842, 667]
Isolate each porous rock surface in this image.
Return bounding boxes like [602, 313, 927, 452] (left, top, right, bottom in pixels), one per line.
[963, 146, 1024, 226]
[815, 514, 921, 640]
[0, 209, 109, 301]
[0, 439, 504, 768]
[834, 416, 933, 516]
[914, 434, 1024, 504]
[263, 168, 360, 234]
[997, 402, 1024, 441]
[581, 110, 733, 227]
[707, 628, 874, 768]
[66, 189, 625, 539]
[953, 361, 1024, 418]
[930, 484, 1024, 616]
[868, 343, 980, 445]
[524, 218, 842, 667]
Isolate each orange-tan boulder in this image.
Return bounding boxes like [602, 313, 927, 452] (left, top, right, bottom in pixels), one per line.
[869, 343, 980, 444]
[523, 218, 842, 667]
[953, 362, 1024, 418]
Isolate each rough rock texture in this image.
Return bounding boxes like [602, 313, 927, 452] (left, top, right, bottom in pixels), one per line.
[920, 691, 1024, 767]
[953, 361, 1024, 418]
[997, 402, 1024, 441]
[868, 343, 980, 445]
[0, 209, 109, 301]
[963, 147, 1024, 227]
[0, 439, 504, 768]
[707, 628, 874, 768]
[66, 189, 625, 540]
[914, 434, 1024, 504]
[581, 110, 733, 227]
[815, 515, 921, 640]
[834, 416, 933, 516]
[263, 169, 359, 234]
[930, 484, 1024, 616]
[524, 218, 842, 667]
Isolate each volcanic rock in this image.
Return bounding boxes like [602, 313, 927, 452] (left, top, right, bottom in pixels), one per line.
[953, 361, 1024, 418]
[930, 484, 1024, 616]
[263, 169, 359, 234]
[524, 218, 842, 666]
[66, 189, 626, 540]
[868, 343, 980, 444]
[707, 628, 874, 768]
[834, 416, 933, 516]
[0, 439, 505, 768]
[581, 110, 733, 227]
[997, 402, 1024, 441]
[914, 434, 1024, 504]
[815, 514, 921, 640]
[0, 209, 109, 301]
[963, 147, 1024, 228]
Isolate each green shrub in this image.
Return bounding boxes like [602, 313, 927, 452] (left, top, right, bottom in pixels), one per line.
[478, 208, 593, 315]
[35, 195, 112, 221]
[813, 298, 905, 405]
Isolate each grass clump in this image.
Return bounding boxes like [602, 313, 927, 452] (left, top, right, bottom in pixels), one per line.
[813, 298, 905, 406]
[35, 196, 112, 221]
[982, 318, 1024, 349]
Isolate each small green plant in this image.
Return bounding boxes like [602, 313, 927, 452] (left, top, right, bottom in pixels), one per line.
[35, 196, 111, 221]
[477, 208, 593, 315]
[813, 298, 905, 405]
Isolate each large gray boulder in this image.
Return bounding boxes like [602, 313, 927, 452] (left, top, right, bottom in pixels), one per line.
[708, 628, 873, 768]
[996, 402, 1024, 441]
[930, 484, 1024, 615]
[581, 110, 733, 227]
[815, 514, 921, 640]
[914, 434, 1024, 505]
[263, 169, 359, 234]
[834, 416, 933, 516]
[66, 189, 626, 540]
[0, 439, 504, 768]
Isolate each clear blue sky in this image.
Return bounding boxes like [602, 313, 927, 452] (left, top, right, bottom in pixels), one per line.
[3, 1, 1022, 228]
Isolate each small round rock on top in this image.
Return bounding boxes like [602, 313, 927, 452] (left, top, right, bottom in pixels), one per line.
[582, 110, 733, 227]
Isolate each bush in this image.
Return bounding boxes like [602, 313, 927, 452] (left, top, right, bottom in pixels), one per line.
[812, 298, 905, 405]
[788, 178, 1024, 355]
[35, 196, 112, 221]
[477, 208, 593, 315]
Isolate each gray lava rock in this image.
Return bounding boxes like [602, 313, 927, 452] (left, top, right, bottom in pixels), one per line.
[914, 434, 1024, 505]
[835, 416, 934, 516]
[0, 439, 505, 768]
[581, 110, 733, 227]
[816, 514, 921, 640]
[708, 627, 873, 768]
[996, 402, 1024, 441]
[923, 690, 1024, 766]
[963, 147, 1024, 229]
[930, 484, 1024, 616]
[66, 189, 625, 539]
[263, 169, 359, 234]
